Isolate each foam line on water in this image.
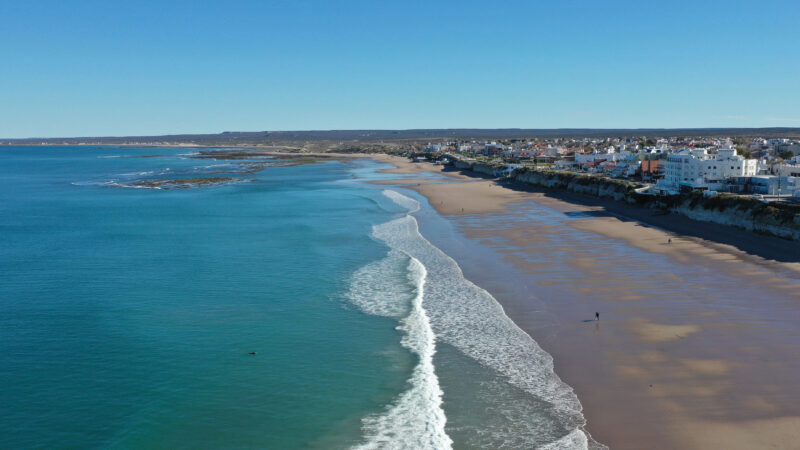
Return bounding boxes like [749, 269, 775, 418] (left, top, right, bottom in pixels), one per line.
[378, 189, 595, 449]
[347, 250, 412, 318]
[351, 255, 452, 450]
[347, 250, 452, 449]
[382, 189, 420, 213]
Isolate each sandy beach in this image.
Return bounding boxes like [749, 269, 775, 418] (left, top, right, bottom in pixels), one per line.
[371, 155, 800, 449]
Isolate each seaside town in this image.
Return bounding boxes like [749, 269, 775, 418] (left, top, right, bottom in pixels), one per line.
[420, 136, 800, 201]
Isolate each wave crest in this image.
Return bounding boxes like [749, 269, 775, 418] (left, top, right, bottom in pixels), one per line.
[374, 190, 593, 449]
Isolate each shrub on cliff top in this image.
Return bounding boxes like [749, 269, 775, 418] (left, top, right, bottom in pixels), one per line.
[686, 192, 800, 226]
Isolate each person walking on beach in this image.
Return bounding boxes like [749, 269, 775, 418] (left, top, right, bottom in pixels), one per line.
[668, 238, 672, 244]
[595, 312, 600, 321]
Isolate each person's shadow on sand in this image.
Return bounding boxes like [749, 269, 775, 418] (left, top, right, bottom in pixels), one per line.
[583, 312, 600, 322]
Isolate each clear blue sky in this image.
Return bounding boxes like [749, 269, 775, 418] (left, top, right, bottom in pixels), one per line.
[1, 0, 799, 137]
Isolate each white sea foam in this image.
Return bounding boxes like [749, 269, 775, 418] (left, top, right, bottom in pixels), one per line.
[347, 250, 411, 318]
[118, 170, 156, 177]
[102, 181, 160, 189]
[347, 210, 451, 448]
[382, 189, 420, 213]
[374, 189, 594, 449]
[72, 180, 154, 189]
[195, 163, 234, 171]
[352, 256, 452, 450]
[539, 428, 590, 450]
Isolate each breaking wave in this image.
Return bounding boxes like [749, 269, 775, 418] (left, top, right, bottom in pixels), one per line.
[348, 251, 452, 449]
[355, 189, 596, 449]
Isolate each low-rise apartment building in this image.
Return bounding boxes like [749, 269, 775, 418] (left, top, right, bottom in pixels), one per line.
[658, 148, 757, 192]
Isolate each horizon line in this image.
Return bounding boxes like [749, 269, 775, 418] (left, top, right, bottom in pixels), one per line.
[4, 126, 800, 141]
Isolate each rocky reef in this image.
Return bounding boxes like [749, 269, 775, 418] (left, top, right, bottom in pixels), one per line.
[116, 177, 245, 190]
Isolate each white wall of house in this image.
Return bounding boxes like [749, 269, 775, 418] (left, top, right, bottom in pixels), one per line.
[773, 158, 800, 177]
[575, 150, 632, 165]
[659, 148, 757, 189]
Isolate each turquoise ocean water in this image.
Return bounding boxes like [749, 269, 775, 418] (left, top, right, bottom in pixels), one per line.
[0, 147, 592, 449]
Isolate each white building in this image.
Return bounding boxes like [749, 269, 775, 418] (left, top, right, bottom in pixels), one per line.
[772, 156, 800, 178]
[424, 143, 443, 152]
[574, 149, 633, 165]
[658, 148, 757, 192]
[749, 139, 767, 150]
[749, 176, 799, 196]
[554, 159, 577, 170]
[767, 138, 789, 147]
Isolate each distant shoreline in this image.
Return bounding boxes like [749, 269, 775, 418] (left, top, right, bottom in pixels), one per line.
[4, 126, 800, 148]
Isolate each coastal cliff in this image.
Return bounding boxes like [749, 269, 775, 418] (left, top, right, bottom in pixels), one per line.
[452, 159, 498, 176]
[446, 156, 800, 240]
[514, 169, 634, 202]
[660, 193, 800, 240]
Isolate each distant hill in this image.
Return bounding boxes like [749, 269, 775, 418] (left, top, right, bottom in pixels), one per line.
[3, 128, 800, 147]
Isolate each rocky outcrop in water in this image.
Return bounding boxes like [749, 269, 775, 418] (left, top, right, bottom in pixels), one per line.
[120, 177, 245, 189]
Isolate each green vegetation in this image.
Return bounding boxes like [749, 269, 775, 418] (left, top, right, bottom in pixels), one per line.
[688, 191, 800, 222]
[735, 145, 752, 159]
